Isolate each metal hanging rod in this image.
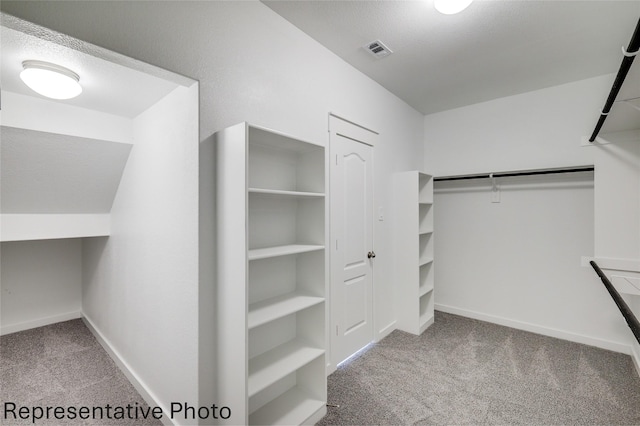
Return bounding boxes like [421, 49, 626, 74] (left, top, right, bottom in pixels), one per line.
[434, 166, 594, 182]
[589, 17, 640, 143]
[590, 261, 640, 346]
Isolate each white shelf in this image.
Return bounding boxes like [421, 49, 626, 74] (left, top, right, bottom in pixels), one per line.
[248, 292, 324, 329]
[394, 170, 435, 336]
[419, 288, 434, 331]
[419, 315, 435, 334]
[248, 244, 324, 261]
[248, 340, 324, 397]
[419, 256, 434, 267]
[249, 387, 325, 426]
[216, 122, 326, 424]
[1, 214, 110, 242]
[249, 188, 325, 199]
[420, 311, 434, 326]
[419, 284, 434, 298]
[249, 125, 323, 152]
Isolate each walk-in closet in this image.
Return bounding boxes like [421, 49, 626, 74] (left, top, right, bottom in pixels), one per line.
[1, 1, 640, 425]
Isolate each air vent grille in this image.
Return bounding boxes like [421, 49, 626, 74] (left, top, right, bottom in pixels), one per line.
[364, 40, 393, 59]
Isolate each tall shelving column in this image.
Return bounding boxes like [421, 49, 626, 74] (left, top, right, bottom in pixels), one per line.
[216, 123, 327, 425]
[394, 171, 435, 335]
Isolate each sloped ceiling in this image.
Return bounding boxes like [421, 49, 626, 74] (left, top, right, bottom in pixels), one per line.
[1, 126, 132, 214]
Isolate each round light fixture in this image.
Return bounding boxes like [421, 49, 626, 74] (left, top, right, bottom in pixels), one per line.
[20, 60, 82, 100]
[434, 0, 474, 15]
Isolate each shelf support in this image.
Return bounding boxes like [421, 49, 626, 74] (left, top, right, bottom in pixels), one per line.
[589, 18, 640, 142]
[590, 261, 640, 346]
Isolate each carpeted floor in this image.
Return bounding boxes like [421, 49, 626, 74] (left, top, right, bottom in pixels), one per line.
[319, 311, 640, 425]
[5, 314, 640, 426]
[0, 319, 162, 425]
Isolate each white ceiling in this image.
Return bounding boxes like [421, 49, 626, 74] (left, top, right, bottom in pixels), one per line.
[263, 0, 640, 115]
[0, 16, 195, 215]
[1, 23, 180, 118]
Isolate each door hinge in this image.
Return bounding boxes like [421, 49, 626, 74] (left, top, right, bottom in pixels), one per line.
[336, 325, 339, 336]
[335, 154, 338, 165]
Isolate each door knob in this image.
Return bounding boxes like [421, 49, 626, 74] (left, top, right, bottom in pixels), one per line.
[367, 251, 376, 259]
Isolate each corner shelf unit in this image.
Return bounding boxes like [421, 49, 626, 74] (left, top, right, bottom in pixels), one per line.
[394, 171, 435, 335]
[215, 123, 327, 425]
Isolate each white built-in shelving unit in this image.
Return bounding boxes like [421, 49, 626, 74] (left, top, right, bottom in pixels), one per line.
[394, 171, 435, 335]
[215, 123, 327, 425]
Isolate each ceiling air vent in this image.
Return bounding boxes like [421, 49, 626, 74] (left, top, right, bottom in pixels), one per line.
[363, 40, 393, 59]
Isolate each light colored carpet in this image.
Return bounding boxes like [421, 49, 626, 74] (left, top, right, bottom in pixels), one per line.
[0, 319, 161, 425]
[319, 311, 640, 425]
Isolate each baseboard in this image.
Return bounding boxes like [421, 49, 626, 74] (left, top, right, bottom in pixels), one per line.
[377, 320, 396, 341]
[435, 303, 631, 355]
[631, 340, 640, 379]
[82, 314, 174, 426]
[1, 310, 81, 335]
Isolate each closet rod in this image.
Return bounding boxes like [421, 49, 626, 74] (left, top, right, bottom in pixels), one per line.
[590, 261, 640, 346]
[434, 166, 594, 182]
[589, 17, 640, 142]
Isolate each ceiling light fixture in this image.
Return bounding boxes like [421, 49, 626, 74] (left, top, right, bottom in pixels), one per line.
[20, 60, 82, 100]
[434, 0, 474, 15]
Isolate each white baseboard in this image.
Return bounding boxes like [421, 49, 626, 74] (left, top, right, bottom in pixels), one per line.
[82, 314, 174, 426]
[1, 310, 81, 335]
[435, 303, 631, 355]
[631, 341, 640, 379]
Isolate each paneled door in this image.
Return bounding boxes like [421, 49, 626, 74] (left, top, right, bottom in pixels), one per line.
[329, 115, 376, 368]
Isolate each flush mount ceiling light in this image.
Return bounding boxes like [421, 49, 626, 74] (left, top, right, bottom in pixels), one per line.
[434, 0, 474, 15]
[20, 60, 82, 100]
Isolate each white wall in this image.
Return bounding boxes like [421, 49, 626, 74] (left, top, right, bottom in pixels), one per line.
[82, 84, 199, 421]
[590, 137, 640, 261]
[425, 74, 638, 352]
[1, 239, 82, 334]
[424, 75, 613, 176]
[434, 174, 631, 351]
[0, 93, 132, 335]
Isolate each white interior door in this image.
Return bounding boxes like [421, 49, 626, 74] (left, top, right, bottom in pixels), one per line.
[329, 115, 376, 368]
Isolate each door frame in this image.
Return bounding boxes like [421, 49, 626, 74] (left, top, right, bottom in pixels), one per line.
[327, 113, 378, 374]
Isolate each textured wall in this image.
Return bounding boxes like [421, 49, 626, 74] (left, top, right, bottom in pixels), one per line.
[1, 239, 82, 334]
[82, 85, 199, 420]
[425, 75, 639, 352]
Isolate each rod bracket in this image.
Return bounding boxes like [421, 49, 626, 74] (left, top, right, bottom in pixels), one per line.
[623, 45, 639, 57]
[490, 173, 500, 203]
